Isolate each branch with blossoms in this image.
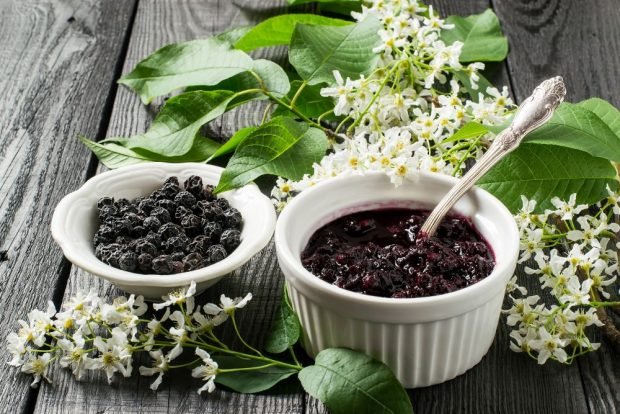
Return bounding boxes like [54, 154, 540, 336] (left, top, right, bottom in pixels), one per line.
[6, 282, 302, 392]
[505, 187, 620, 364]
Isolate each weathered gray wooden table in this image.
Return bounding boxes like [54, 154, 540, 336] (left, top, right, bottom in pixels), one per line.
[1, 0, 619, 412]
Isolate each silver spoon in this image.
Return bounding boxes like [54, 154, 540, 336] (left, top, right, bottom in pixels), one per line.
[419, 76, 567, 238]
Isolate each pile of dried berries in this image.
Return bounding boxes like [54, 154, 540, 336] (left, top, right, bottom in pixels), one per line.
[93, 176, 242, 274]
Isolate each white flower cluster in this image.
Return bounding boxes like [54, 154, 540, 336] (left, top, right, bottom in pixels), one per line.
[505, 187, 620, 364]
[271, 0, 514, 210]
[6, 281, 259, 393]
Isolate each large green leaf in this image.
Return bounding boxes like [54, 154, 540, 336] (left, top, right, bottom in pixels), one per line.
[206, 126, 257, 162]
[118, 38, 254, 104]
[264, 294, 301, 354]
[108, 90, 234, 158]
[188, 59, 291, 104]
[578, 98, 620, 139]
[524, 102, 620, 162]
[235, 14, 351, 52]
[214, 356, 298, 393]
[273, 80, 337, 119]
[215, 117, 328, 193]
[479, 144, 618, 212]
[289, 16, 381, 86]
[442, 9, 508, 63]
[299, 348, 412, 414]
[81, 136, 220, 169]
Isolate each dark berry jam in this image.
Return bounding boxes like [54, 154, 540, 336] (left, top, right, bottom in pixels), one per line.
[301, 208, 495, 298]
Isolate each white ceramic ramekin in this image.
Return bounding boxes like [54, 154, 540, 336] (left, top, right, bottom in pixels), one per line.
[275, 171, 519, 388]
[51, 163, 276, 299]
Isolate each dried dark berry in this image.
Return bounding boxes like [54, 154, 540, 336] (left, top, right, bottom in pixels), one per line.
[161, 183, 181, 199]
[170, 251, 185, 262]
[119, 251, 138, 271]
[174, 205, 192, 223]
[115, 236, 133, 245]
[131, 226, 146, 238]
[188, 235, 210, 255]
[158, 223, 182, 240]
[183, 252, 203, 271]
[151, 189, 169, 201]
[143, 216, 161, 233]
[157, 199, 177, 215]
[120, 204, 139, 215]
[150, 206, 171, 224]
[223, 208, 242, 229]
[206, 244, 227, 263]
[220, 229, 241, 253]
[203, 221, 222, 242]
[184, 175, 204, 198]
[204, 185, 216, 201]
[200, 203, 224, 220]
[152, 255, 173, 274]
[164, 177, 179, 187]
[123, 212, 142, 226]
[138, 198, 157, 214]
[181, 214, 202, 236]
[171, 261, 184, 273]
[112, 218, 132, 236]
[174, 191, 196, 208]
[95, 243, 118, 262]
[96, 225, 116, 241]
[165, 235, 189, 253]
[106, 249, 123, 267]
[115, 198, 130, 208]
[135, 240, 157, 256]
[144, 232, 162, 247]
[216, 198, 230, 210]
[97, 197, 114, 210]
[138, 253, 153, 272]
[98, 205, 118, 219]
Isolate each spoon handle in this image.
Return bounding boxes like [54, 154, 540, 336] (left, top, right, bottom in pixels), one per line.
[420, 76, 567, 237]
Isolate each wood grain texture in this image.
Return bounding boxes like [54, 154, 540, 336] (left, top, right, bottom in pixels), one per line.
[34, 1, 305, 413]
[0, 0, 136, 412]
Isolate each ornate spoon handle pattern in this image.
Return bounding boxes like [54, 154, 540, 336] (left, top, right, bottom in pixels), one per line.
[420, 76, 567, 237]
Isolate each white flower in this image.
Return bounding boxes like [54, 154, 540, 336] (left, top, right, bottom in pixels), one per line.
[509, 328, 538, 353]
[528, 327, 568, 364]
[504, 295, 541, 327]
[167, 311, 189, 362]
[550, 194, 588, 221]
[518, 228, 545, 263]
[144, 308, 170, 351]
[505, 276, 527, 295]
[154, 281, 197, 313]
[21, 352, 52, 387]
[6, 332, 27, 366]
[139, 350, 171, 391]
[91, 327, 133, 384]
[320, 71, 359, 116]
[58, 335, 96, 380]
[559, 276, 593, 306]
[191, 348, 218, 394]
[204, 293, 253, 318]
[191, 311, 228, 338]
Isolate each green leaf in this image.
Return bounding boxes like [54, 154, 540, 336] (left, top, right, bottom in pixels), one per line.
[299, 348, 412, 414]
[273, 80, 337, 120]
[118, 38, 254, 104]
[206, 126, 257, 162]
[214, 356, 298, 393]
[264, 293, 301, 354]
[81, 135, 220, 169]
[110, 90, 234, 158]
[289, 16, 381, 86]
[443, 121, 490, 143]
[216, 26, 253, 46]
[215, 117, 328, 193]
[442, 9, 508, 62]
[479, 144, 618, 212]
[578, 98, 620, 138]
[235, 14, 352, 52]
[189, 59, 290, 101]
[523, 102, 620, 162]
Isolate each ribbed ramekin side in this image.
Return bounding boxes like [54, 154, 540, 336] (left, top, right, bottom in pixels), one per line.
[288, 283, 504, 388]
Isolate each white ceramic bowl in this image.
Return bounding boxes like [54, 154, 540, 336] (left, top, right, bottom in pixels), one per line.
[275, 171, 519, 388]
[51, 163, 276, 299]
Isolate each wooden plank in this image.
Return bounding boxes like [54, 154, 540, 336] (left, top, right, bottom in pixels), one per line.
[0, 0, 137, 411]
[34, 1, 306, 413]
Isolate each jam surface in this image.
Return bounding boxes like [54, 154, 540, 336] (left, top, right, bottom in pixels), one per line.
[301, 208, 495, 298]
